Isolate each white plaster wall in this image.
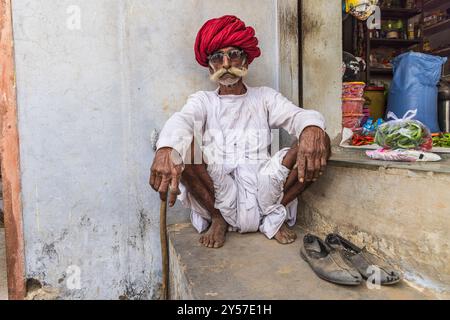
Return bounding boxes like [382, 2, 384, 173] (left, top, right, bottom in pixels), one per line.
[301, 0, 342, 140]
[12, 0, 284, 299]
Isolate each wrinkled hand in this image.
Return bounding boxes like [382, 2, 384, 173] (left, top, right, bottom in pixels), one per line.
[297, 126, 331, 183]
[149, 147, 184, 207]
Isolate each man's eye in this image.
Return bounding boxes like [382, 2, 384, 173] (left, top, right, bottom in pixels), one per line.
[210, 53, 223, 63]
[230, 51, 241, 59]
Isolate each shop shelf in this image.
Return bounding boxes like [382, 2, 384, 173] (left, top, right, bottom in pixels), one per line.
[423, 0, 450, 11]
[424, 19, 450, 35]
[380, 8, 422, 19]
[370, 38, 421, 47]
[431, 46, 450, 57]
[370, 67, 393, 74]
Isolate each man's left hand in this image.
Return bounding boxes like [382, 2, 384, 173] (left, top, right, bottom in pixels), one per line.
[297, 126, 331, 183]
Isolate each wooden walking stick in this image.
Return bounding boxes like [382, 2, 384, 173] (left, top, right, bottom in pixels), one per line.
[151, 130, 170, 299]
[160, 194, 169, 300]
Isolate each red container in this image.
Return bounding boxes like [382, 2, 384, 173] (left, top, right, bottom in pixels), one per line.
[342, 98, 365, 114]
[343, 82, 366, 98]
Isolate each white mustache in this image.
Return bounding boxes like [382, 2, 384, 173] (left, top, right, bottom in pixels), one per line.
[210, 67, 248, 82]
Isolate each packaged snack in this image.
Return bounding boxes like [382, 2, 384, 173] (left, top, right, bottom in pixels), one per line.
[366, 148, 441, 162]
[343, 82, 366, 98]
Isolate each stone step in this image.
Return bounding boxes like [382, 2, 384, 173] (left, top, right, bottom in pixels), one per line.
[168, 223, 435, 300]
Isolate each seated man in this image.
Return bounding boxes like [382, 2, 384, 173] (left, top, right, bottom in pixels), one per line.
[150, 15, 330, 249]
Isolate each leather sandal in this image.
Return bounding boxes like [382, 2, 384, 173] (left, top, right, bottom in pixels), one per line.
[300, 234, 362, 286]
[325, 233, 402, 285]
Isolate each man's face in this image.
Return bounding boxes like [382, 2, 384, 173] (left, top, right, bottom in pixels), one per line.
[208, 46, 249, 86]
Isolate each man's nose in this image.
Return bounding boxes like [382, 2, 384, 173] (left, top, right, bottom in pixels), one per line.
[222, 55, 231, 68]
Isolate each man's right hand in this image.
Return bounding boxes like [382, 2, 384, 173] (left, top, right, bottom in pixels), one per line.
[149, 147, 184, 207]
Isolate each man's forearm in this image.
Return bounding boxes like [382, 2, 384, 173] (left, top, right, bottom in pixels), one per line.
[156, 115, 195, 162]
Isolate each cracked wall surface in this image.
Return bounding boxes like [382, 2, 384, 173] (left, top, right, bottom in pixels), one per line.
[12, 0, 284, 299]
[301, 0, 342, 140]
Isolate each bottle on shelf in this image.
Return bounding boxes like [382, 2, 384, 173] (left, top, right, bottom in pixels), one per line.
[405, 0, 415, 9]
[386, 20, 399, 39]
[423, 38, 431, 52]
[395, 19, 405, 40]
[415, 23, 421, 39]
[408, 23, 415, 40]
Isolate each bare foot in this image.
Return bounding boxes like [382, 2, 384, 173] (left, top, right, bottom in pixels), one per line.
[199, 216, 228, 248]
[274, 223, 297, 244]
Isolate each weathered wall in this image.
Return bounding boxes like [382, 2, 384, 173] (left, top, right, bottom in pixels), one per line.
[278, 0, 299, 106]
[301, 0, 342, 140]
[299, 163, 450, 297]
[11, 0, 293, 299]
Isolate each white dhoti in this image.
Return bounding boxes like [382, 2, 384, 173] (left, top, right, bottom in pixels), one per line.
[156, 85, 326, 239]
[178, 147, 297, 239]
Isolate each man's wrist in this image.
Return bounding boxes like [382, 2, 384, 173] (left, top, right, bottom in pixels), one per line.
[156, 147, 184, 165]
[298, 125, 324, 139]
[156, 146, 174, 153]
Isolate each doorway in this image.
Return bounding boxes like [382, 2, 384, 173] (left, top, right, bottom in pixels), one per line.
[0, 0, 26, 300]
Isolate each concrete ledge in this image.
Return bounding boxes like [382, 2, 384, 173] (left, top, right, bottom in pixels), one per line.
[330, 147, 450, 174]
[299, 162, 450, 297]
[168, 223, 432, 300]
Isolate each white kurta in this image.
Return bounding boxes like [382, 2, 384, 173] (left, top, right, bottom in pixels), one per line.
[156, 84, 325, 239]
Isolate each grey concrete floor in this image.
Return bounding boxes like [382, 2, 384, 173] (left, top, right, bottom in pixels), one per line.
[0, 228, 7, 300]
[168, 223, 436, 300]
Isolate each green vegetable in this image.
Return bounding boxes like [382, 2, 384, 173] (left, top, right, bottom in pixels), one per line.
[375, 120, 429, 150]
[432, 133, 450, 148]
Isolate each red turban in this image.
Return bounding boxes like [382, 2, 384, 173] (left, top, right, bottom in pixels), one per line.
[194, 15, 261, 67]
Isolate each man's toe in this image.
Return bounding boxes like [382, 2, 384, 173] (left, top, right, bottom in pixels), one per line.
[215, 238, 225, 248]
[200, 236, 209, 247]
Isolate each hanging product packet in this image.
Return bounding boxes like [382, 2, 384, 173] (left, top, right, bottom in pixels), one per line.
[374, 109, 433, 151]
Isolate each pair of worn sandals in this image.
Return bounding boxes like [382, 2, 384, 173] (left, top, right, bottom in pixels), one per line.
[300, 233, 402, 286]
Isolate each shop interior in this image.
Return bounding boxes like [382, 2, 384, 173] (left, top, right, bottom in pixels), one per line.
[341, 0, 450, 151]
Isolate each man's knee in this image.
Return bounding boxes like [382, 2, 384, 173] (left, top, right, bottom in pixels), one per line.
[182, 163, 208, 185]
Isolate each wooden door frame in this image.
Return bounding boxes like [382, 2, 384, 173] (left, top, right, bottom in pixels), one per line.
[298, 0, 303, 105]
[0, 0, 26, 300]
